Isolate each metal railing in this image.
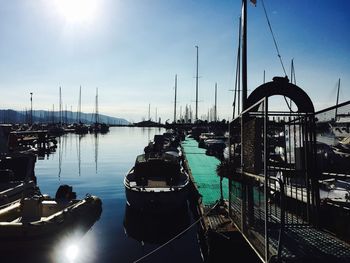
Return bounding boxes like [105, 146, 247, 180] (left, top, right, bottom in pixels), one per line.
[228, 97, 321, 262]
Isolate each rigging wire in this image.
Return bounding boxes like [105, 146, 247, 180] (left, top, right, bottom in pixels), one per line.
[261, 0, 297, 112]
[233, 16, 242, 120]
[261, 0, 288, 77]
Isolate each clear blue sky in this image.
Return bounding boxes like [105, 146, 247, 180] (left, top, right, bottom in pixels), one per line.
[0, 0, 349, 122]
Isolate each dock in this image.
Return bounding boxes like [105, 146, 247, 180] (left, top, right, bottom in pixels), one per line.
[182, 131, 350, 262]
[182, 137, 259, 262]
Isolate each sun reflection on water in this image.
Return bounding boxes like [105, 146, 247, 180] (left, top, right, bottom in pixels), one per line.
[51, 228, 97, 263]
[65, 244, 79, 262]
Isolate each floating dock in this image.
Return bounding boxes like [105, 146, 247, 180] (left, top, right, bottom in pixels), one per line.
[182, 137, 258, 262]
[182, 137, 228, 205]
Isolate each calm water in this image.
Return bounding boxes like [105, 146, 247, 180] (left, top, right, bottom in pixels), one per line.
[9, 127, 203, 263]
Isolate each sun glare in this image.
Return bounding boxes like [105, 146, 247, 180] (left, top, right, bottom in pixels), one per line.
[54, 0, 98, 24]
[65, 244, 79, 262]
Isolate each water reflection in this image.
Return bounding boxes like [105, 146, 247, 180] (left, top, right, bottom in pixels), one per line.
[123, 204, 190, 245]
[76, 134, 83, 176]
[94, 133, 99, 174]
[31, 127, 203, 263]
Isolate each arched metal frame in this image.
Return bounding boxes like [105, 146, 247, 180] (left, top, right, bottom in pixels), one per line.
[246, 77, 315, 113]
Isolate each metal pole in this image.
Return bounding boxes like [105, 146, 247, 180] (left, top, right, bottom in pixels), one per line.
[174, 74, 177, 123]
[30, 92, 33, 125]
[214, 83, 217, 122]
[59, 87, 62, 125]
[335, 78, 340, 119]
[195, 45, 199, 121]
[242, 0, 248, 110]
[264, 97, 269, 262]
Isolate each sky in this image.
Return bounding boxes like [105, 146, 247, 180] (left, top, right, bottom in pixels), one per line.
[0, 0, 349, 122]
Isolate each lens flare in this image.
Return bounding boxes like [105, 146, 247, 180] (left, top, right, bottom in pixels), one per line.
[65, 244, 79, 262]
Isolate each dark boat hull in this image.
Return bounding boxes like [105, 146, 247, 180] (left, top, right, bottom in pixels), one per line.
[124, 184, 189, 211]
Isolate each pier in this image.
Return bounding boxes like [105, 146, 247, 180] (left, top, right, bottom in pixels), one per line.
[182, 77, 350, 262]
[182, 137, 259, 261]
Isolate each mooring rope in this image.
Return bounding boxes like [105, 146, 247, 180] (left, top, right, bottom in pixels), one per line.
[133, 200, 222, 263]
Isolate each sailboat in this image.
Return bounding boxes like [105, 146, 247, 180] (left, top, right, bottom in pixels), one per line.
[74, 86, 89, 134]
[48, 87, 65, 136]
[89, 88, 109, 134]
[330, 79, 350, 138]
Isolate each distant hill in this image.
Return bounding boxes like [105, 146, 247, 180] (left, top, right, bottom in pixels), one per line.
[0, 109, 129, 125]
[133, 120, 164, 127]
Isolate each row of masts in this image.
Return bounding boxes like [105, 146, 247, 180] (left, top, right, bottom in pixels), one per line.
[57, 86, 100, 125]
[15, 86, 103, 126]
[171, 46, 218, 123]
[170, 0, 248, 124]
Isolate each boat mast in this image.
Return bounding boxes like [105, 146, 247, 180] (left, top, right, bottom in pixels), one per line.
[78, 86, 82, 123]
[95, 88, 99, 124]
[59, 86, 62, 125]
[174, 74, 177, 123]
[214, 83, 217, 122]
[242, 0, 248, 111]
[195, 45, 199, 121]
[335, 78, 341, 119]
[52, 104, 55, 123]
[148, 104, 150, 121]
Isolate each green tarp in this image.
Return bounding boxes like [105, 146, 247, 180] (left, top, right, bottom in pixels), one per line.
[182, 138, 228, 206]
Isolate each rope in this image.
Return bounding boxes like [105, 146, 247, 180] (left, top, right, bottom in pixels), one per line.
[133, 200, 222, 263]
[261, 0, 288, 77]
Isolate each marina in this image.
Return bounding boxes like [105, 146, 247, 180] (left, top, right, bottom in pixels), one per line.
[0, 127, 203, 262]
[0, 0, 350, 262]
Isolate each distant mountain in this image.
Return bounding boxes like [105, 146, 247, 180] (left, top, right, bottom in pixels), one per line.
[0, 109, 129, 125]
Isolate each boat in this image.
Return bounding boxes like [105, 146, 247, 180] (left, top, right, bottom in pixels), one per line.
[330, 114, 350, 138]
[0, 152, 39, 206]
[124, 151, 189, 211]
[329, 78, 350, 138]
[89, 88, 110, 134]
[204, 138, 226, 157]
[144, 132, 182, 156]
[72, 122, 88, 134]
[0, 185, 102, 250]
[74, 86, 89, 134]
[319, 178, 350, 207]
[331, 136, 350, 158]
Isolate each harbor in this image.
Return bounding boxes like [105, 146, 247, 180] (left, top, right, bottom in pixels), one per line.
[0, 0, 350, 262]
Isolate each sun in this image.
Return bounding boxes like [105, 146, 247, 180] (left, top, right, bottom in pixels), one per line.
[54, 0, 98, 24]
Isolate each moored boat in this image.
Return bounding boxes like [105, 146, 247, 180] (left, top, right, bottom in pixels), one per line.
[330, 115, 350, 138]
[0, 152, 39, 206]
[0, 185, 102, 250]
[124, 152, 189, 211]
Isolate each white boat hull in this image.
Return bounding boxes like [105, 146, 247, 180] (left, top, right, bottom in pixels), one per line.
[0, 195, 102, 250]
